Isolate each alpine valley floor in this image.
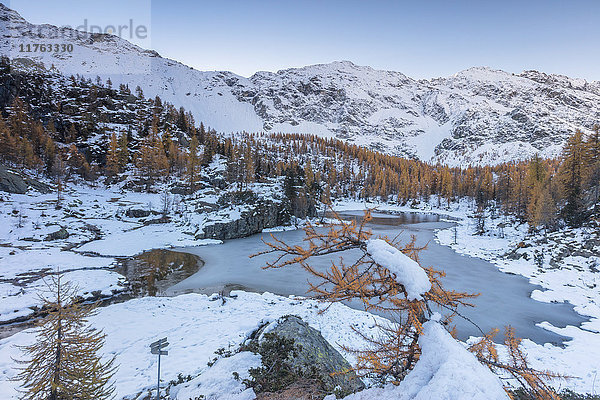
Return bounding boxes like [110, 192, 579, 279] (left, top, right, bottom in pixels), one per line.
[0, 184, 598, 398]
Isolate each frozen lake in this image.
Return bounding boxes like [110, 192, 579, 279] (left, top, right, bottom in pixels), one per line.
[171, 211, 586, 344]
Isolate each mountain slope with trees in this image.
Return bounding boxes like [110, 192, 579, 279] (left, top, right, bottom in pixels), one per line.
[1, 56, 598, 232]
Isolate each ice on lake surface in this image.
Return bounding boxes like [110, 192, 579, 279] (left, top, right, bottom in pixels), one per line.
[171, 211, 586, 344]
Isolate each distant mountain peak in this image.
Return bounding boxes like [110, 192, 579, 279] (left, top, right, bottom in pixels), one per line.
[272, 60, 371, 75]
[0, 2, 26, 23]
[451, 66, 516, 80]
[325, 60, 360, 68]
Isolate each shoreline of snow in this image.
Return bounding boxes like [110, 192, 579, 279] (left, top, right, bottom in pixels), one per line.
[436, 216, 600, 393]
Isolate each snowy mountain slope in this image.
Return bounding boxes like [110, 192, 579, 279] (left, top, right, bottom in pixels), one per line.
[1, 4, 599, 166]
[243, 63, 599, 165]
[0, 4, 263, 134]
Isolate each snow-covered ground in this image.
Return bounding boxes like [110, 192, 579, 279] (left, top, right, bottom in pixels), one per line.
[0, 269, 124, 322]
[0, 170, 274, 323]
[0, 291, 377, 399]
[324, 314, 508, 400]
[0, 187, 124, 322]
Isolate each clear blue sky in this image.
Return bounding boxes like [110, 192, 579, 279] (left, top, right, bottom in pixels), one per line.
[2, 0, 599, 80]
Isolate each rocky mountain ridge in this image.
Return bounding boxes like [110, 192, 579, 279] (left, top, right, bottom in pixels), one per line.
[1, 4, 599, 166]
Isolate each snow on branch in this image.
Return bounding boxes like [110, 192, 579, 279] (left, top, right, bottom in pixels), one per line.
[366, 238, 431, 301]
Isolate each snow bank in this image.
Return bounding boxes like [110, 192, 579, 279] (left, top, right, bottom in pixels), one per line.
[0, 289, 511, 399]
[171, 352, 259, 400]
[76, 224, 219, 257]
[0, 269, 125, 322]
[325, 318, 508, 400]
[435, 209, 600, 393]
[0, 248, 115, 278]
[367, 239, 431, 300]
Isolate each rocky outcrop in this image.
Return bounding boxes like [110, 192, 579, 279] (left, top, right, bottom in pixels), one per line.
[125, 208, 152, 218]
[0, 166, 51, 194]
[45, 227, 69, 241]
[198, 200, 287, 240]
[253, 315, 365, 395]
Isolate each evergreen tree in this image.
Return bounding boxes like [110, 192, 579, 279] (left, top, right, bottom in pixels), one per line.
[533, 184, 557, 234]
[187, 134, 201, 192]
[525, 154, 547, 225]
[117, 132, 129, 169]
[558, 131, 586, 226]
[440, 167, 453, 207]
[136, 116, 169, 179]
[584, 125, 600, 205]
[176, 106, 187, 132]
[226, 146, 242, 187]
[8, 97, 29, 140]
[202, 138, 214, 166]
[509, 165, 527, 220]
[105, 132, 120, 177]
[153, 131, 169, 177]
[66, 124, 78, 143]
[20, 139, 41, 169]
[66, 144, 91, 179]
[168, 136, 182, 176]
[243, 145, 255, 187]
[0, 117, 17, 163]
[283, 166, 298, 218]
[526, 154, 546, 189]
[135, 85, 143, 99]
[43, 135, 56, 175]
[14, 274, 116, 400]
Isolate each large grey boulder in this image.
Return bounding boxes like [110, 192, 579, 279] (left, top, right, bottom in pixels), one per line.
[0, 166, 51, 194]
[255, 315, 365, 396]
[198, 200, 287, 240]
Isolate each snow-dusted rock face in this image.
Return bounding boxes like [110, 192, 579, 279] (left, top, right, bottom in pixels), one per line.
[243, 63, 600, 165]
[1, 4, 599, 166]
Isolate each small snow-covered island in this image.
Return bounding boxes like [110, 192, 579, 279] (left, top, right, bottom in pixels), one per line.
[0, 3, 599, 400]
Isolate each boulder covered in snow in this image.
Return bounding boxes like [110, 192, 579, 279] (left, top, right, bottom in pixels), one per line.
[125, 208, 152, 218]
[198, 200, 288, 240]
[45, 227, 70, 241]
